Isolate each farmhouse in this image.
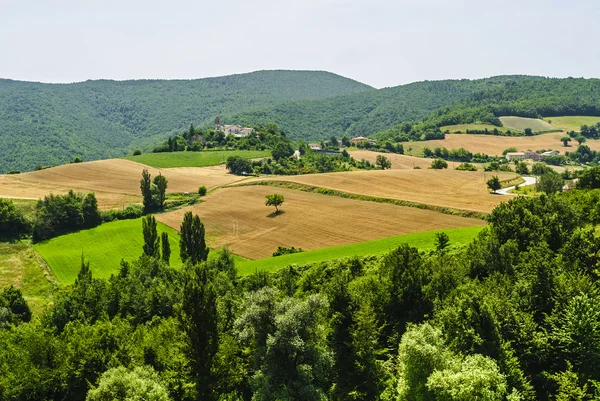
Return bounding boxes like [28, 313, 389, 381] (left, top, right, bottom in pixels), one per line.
[216, 124, 255, 138]
[505, 150, 558, 161]
[352, 136, 377, 146]
[308, 143, 322, 151]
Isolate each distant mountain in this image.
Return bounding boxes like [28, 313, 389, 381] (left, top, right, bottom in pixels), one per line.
[225, 76, 600, 142]
[0, 70, 372, 172]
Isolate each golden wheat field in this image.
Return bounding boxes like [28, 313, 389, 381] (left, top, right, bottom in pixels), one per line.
[349, 150, 438, 169]
[247, 169, 514, 214]
[0, 159, 246, 209]
[404, 132, 600, 156]
[156, 185, 486, 260]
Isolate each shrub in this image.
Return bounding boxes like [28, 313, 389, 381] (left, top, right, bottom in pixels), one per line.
[198, 186, 207, 196]
[133, 149, 142, 156]
[101, 204, 144, 222]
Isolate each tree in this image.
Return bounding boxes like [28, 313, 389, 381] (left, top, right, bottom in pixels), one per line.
[161, 232, 171, 265]
[487, 176, 502, 193]
[435, 232, 450, 251]
[180, 263, 218, 400]
[225, 156, 252, 175]
[153, 173, 168, 210]
[531, 162, 550, 176]
[198, 186, 207, 196]
[265, 193, 284, 213]
[82, 193, 101, 228]
[142, 215, 160, 258]
[430, 159, 448, 169]
[576, 166, 600, 189]
[0, 198, 29, 239]
[86, 366, 172, 401]
[376, 155, 392, 169]
[271, 141, 295, 161]
[561, 136, 572, 147]
[329, 136, 339, 148]
[524, 128, 533, 136]
[515, 161, 529, 175]
[536, 170, 563, 194]
[341, 135, 351, 147]
[576, 135, 587, 145]
[140, 169, 154, 214]
[180, 211, 209, 265]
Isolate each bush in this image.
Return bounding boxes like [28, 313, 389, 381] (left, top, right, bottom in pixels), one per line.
[133, 149, 142, 156]
[72, 156, 83, 163]
[273, 246, 304, 257]
[101, 204, 144, 222]
[198, 186, 207, 196]
[0, 198, 30, 239]
[430, 159, 448, 169]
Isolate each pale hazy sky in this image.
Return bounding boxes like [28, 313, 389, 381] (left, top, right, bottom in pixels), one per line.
[1, 0, 598, 88]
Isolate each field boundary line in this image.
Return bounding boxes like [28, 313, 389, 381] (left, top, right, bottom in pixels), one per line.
[230, 180, 488, 220]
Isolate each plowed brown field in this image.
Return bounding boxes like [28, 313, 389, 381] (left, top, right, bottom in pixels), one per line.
[246, 169, 515, 214]
[404, 132, 600, 156]
[0, 159, 246, 209]
[156, 186, 486, 260]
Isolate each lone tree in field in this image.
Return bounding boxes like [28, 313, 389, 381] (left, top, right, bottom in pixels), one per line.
[161, 232, 171, 265]
[265, 193, 285, 213]
[487, 176, 502, 193]
[180, 211, 209, 264]
[431, 158, 448, 170]
[142, 215, 160, 258]
[561, 136, 572, 147]
[376, 155, 392, 170]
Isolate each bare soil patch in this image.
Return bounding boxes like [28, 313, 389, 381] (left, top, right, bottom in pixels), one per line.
[156, 186, 485, 260]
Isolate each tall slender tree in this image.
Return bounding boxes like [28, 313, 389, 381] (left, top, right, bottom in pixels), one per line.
[140, 169, 153, 214]
[153, 173, 168, 211]
[142, 215, 160, 258]
[161, 232, 171, 265]
[180, 211, 209, 264]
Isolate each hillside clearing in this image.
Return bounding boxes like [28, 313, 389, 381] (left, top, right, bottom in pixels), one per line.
[245, 169, 514, 214]
[34, 218, 184, 284]
[544, 116, 600, 132]
[0, 242, 54, 315]
[124, 150, 271, 168]
[156, 185, 486, 260]
[0, 159, 245, 209]
[236, 225, 485, 275]
[403, 132, 600, 156]
[499, 116, 558, 132]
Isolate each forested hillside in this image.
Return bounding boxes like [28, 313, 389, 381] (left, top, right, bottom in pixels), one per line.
[0, 71, 371, 172]
[228, 76, 600, 142]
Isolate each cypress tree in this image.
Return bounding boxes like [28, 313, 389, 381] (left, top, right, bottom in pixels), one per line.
[180, 211, 209, 264]
[142, 215, 160, 258]
[140, 169, 153, 214]
[161, 231, 171, 265]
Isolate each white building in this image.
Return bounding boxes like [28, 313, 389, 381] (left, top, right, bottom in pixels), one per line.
[217, 124, 255, 138]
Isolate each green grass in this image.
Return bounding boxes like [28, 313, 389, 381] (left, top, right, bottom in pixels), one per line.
[236, 226, 486, 275]
[0, 241, 55, 316]
[124, 150, 271, 168]
[34, 218, 185, 284]
[499, 116, 558, 132]
[441, 124, 511, 133]
[544, 116, 600, 132]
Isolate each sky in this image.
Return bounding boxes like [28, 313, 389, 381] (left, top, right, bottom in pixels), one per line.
[1, 0, 598, 88]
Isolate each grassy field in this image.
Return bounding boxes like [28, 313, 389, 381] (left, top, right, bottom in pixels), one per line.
[34, 218, 184, 284]
[236, 226, 485, 275]
[246, 169, 514, 214]
[348, 150, 436, 170]
[124, 150, 270, 169]
[402, 132, 600, 156]
[0, 242, 54, 315]
[544, 116, 600, 132]
[441, 124, 511, 133]
[499, 116, 558, 132]
[0, 159, 247, 209]
[157, 184, 485, 260]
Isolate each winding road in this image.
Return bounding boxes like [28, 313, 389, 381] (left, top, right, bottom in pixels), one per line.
[497, 176, 537, 195]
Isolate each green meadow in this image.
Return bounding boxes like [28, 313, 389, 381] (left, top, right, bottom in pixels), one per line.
[441, 124, 511, 133]
[544, 116, 600, 132]
[34, 218, 184, 284]
[236, 225, 486, 275]
[124, 150, 271, 168]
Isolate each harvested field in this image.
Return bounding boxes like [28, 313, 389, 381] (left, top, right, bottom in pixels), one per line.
[403, 132, 600, 156]
[245, 169, 515, 214]
[349, 150, 436, 170]
[545, 116, 600, 132]
[0, 159, 246, 209]
[156, 186, 485, 260]
[499, 116, 558, 132]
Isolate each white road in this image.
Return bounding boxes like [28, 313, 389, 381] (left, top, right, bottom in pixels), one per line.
[497, 176, 537, 195]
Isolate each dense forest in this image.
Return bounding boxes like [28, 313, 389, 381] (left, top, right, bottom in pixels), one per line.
[2, 181, 600, 400]
[0, 71, 371, 173]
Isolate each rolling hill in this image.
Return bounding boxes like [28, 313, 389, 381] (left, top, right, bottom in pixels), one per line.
[0, 70, 371, 173]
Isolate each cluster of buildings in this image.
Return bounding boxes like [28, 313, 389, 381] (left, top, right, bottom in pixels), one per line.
[505, 150, 559, 161]
[215, 124, 255, 138]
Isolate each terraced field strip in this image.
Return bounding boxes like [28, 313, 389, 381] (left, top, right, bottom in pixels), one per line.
[441, 124, 512, 133]
[156, 185, 486, 260]
[243, 169, 513, 214]
[237, 225, 485, 275]
[0, 159, 246, 209]
[124, 150, 271, 168]
[499, 116, 560, 132]
[348, 150, 438, 170]
[403, 132, 600, 156]
[545, 116, 600, 132]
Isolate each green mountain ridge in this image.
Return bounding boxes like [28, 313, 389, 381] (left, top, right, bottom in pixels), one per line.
[0, 70, 372, 172]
